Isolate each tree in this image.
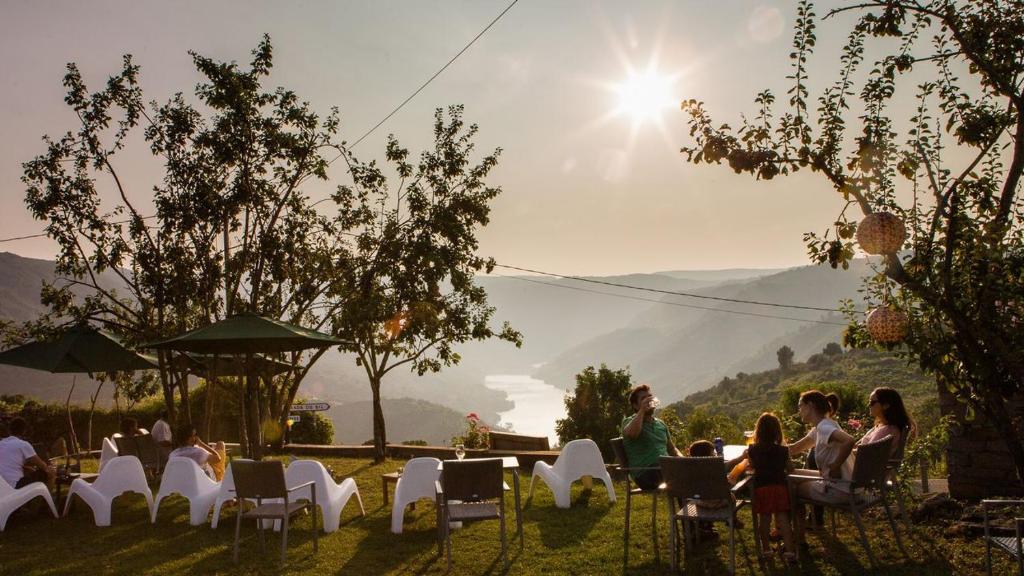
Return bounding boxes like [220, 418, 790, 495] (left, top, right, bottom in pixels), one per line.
[555, 364, 633, 460]
[681, 1, 1024, 485]
[20, 36, 352, 458]
[823, 342, 844, 357]
[325, 106, 521, 462]
[777, 345, 795, 372]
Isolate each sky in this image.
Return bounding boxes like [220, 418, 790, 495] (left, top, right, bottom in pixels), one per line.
[0, 0, 890, 276]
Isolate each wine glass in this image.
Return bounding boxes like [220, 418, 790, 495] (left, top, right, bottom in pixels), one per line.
[455, 444, 466, 460]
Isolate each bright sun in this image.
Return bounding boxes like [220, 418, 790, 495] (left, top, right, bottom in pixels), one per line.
[614, 68, 676, 123]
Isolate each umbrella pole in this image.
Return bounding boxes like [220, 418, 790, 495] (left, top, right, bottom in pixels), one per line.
[237, 373, 249, 458]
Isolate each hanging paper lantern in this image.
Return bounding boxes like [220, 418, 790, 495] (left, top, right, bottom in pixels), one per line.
[866, 306, 908, 343]
[856, 212, 907, 255]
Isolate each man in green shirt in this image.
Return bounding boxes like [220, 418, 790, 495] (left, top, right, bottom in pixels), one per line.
[621, 384, 682, 489]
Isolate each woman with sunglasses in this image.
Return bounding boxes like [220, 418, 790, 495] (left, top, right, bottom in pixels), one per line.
[857, 387, 916, 457]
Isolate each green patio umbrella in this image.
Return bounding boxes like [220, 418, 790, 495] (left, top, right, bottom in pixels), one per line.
[145, 312, 342, 355]
[0, 324, 157, 374]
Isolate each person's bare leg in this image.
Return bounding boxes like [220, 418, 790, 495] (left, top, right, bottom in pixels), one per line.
[776, 511, 796, 558]
[757, 513, 772, 555]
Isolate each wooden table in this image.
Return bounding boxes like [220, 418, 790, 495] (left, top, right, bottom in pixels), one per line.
[439, 456, 523, 546]
[381, 471, 400, 507]
[56, 472, 97, 509]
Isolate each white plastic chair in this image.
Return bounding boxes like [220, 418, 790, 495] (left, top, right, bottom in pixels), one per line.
[152, 457, 220, 526]
[391, 457, 441, 534]
[284, 460, 365, 533]
[211, 458, 252, 529]
[98, 437, 118, 472]
[0, 476, 58, 531]
[62, 455, 153, 527]
[528, 439, 616, 509]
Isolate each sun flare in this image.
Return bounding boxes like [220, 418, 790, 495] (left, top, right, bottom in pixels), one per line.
[613, 68, 676, 123]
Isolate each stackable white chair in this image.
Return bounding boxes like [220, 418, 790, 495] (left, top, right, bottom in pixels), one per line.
[63, 455, 153, 527]
[391, 457, 441, 534]
[152, 457, 220, 526]
[528, 439, 616, 509]
[211, 458, 252, 529]
[98, 437, 118, 472]
[284, 460, 364, 533]
[0, 476, 58, 531]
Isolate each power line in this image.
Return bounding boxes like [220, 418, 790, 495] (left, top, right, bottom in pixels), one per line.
[0, 215, 159, 244]
[494, 274, 849, 326]
[349, 0, 520, 149]
[493, 263, 846, 313]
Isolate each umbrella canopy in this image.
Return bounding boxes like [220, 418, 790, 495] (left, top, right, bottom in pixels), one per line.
[170, 352, 293, 378]
[145, 312, 342, 355]
[0, 324, 157, 374]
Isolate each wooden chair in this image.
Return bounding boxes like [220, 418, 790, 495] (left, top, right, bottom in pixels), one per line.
[231, 460, 317, 564]
[660, 456, 749, 574]
[610, 437, 662, 565]
[790, 435, 905, 569]
[114, 434, 162, 478]
[435, 458, 507, 571]
[984, 499, 1024, 576]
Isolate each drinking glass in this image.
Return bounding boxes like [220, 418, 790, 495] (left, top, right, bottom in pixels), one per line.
[744, 430, 755, 445]
[455, 444, 466, 460]
[650, 397, 661, 409]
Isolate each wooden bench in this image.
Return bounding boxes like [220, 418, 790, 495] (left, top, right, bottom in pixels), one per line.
[488, 431, 550, 452]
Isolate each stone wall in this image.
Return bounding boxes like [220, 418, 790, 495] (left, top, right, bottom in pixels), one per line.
[939, 383, 1024, 499]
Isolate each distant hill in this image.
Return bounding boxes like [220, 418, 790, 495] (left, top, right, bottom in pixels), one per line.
[324, 397, 471, 445]
[534, 261, 872, 400]
[672, 347, 940, 433]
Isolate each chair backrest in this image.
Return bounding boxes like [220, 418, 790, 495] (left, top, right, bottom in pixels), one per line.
[441, 458, 504, 502]
[232, 460, 287, 500]
[93, 455, 148, 495]
[398, 457, 442, 500]
[610, 437, 630, 468]
[114, 436, 140, 458]
[555, 439, 605, 477]
[851, 435, 894, 490]
[99, 437, 119, 472]
[0, 474, 13, 497]
[160, 457, 216, 494]
[285, 460, 332, 502]
[891, 426, 910, 463]
[135, 434, 162, 471]
[659, 456, 731, 501]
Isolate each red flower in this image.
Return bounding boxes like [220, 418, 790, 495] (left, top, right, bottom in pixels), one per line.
[847, 418, 863, 431]
[466, 412, 480, 422]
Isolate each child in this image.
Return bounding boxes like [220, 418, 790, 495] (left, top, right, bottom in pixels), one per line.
[748, 412, 796, 562]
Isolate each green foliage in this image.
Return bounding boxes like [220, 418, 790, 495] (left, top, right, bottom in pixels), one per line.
[777, 345, 795, 371]
[662, 406, 742, 449]
[681, 0, 1024, 483]
[555, 365, 632, 459]
[289, 412, 334, 445]
[401, 439, 428, 446]
[450, 413, 490, 449]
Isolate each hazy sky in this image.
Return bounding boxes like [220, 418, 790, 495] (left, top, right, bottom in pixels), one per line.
[1, 0, 880, 275]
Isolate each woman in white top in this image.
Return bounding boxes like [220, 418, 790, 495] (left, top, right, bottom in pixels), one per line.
[787, 390, 856, 549]
[168, 424, 224, 480]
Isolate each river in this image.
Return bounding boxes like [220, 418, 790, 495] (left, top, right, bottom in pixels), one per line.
[483, 374, 567, 444]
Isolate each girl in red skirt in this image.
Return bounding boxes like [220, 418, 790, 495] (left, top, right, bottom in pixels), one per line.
[747, 412, 796, 563]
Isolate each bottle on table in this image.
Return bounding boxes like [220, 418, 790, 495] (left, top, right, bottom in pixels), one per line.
[714, 437, 724, 457]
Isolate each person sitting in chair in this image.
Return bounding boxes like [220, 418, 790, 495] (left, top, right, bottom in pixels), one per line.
[621, 384, 682, 490]
[168, 424, 225, 481]
[0, 417, 55, 490]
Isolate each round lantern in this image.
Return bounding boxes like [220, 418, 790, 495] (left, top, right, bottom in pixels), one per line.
[855, 212, 906, 255]
[866, 306, 908, 344]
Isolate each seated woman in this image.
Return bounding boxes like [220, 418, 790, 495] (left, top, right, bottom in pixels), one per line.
[857, 387, 915, 458]
[168, 424, 225, 481]
[119, 417, 148, 437]
[787, 390, 856, 550]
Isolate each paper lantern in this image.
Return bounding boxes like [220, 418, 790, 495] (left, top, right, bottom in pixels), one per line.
[866, 306, 908, 343]
[856, 212, 906, 255]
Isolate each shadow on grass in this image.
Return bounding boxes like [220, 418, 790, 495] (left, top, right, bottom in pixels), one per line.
[530, 487, 614, 549]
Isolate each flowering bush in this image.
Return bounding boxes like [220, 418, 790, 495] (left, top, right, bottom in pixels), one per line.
[451, 412, 491, 449]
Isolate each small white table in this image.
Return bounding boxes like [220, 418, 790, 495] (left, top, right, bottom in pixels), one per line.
[439, 456, 523, 546]
[723, 445, 747, 462]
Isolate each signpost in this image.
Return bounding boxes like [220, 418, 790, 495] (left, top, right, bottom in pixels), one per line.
[290, 402, 330, 412]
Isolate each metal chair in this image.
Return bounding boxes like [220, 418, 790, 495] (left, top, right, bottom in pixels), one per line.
[114, 434, 162, 478]
[885, 425, 912, 530]
[435, 458, 507, 571]
[984, 499, 1024, 575]
[660, 456, 749, 574]
[610, 437, 662, 565]
[231, 460, 317, 564]
[791, 435, 905, 570]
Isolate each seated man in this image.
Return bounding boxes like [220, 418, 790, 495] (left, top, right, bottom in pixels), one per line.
[0, 417, 55, 490]
[151, 411, 173, 449]
[621, 384, 682, 489]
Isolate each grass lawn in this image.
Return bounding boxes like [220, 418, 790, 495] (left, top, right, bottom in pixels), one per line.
[0, 456, 1015, 575]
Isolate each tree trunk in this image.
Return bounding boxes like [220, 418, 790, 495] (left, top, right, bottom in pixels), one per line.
[86, 380, 104, 453]
[245, 367, 263, 460]
[65, 376, 80, 455]
[371, 377, 387, 463]
[179, 373, 192, 426]
[203, 378, 215, 439]
[237, 375, 249, 458]
[158, 352, 176, 427]
[981, 393, 1024, 491]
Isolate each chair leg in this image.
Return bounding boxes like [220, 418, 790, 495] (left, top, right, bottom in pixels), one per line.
[446, 518, 453, 572]
[500, 508, 508, 570]
[729, 516, 736, 575]
[623, 490, 631, 566]
[831, 508, 837, 536]
[233, 503, 242, 564]
[881, 498, 908, 557]
[895, 487, 911, 531]
[651, 492, 659, 562]
[281, 515, 288, 563]
[667, 495, 677, 573]
[850, 505, 877, 569]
